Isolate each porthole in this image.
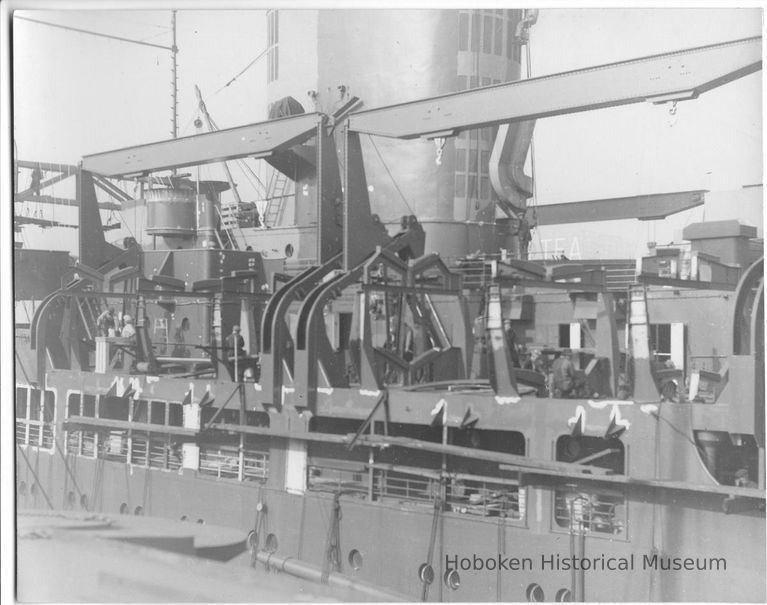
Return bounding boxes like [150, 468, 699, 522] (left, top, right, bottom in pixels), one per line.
[348, 549, 363, 571]
[134, 505, 144, 516]
[444, 569, 461, 590]
[119, 502, 128, 514]
[247, 530, 258, 553]
[18, 481, 27, 496]
[80, 494, 89, 510]
[526, 583, 544, 602]
[418, 563, 434, 585]
[285, 244, 294, 258]
[556, 588, 572, 602]
[180, 515, 188, 521]
[265, 533, 278, 553]
[197, 518, 205, 524]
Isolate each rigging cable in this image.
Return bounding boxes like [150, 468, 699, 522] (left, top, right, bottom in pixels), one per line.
[16, 444, 55, 510]
[648, 407, 662, 600]
[234, 158, 268, 198]
[367, 135, 416, 217]
[16, 16, 174, 51]
[139, 29, 173, 44]
[53, 437, 87, 505]
[214, 47, 269, 95]
[648, 408, 707, 460]
[186, 99, 269, 199]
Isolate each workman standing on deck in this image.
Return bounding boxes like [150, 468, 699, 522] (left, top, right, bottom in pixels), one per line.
[120, 315, 136, 340]
[96, 307, 116, 337]
[117, 315, 137, 370]
[226, 325, 247, 380]
[551, 349, 576, 397]
[503, 319, 521, 367]
[226, 325, 246, 358]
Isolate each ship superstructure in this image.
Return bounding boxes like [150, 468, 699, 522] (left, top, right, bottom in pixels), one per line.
[13, 25, 765, 603]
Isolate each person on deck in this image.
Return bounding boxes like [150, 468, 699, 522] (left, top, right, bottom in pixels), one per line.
[120, 315, 136, 340]
[172, 317, 190, 357]
[551, 349, 576, 397]
[96, 307, 116, 337]
[503, 319, 521, 367]
[30, 166, 43, 197]
[525, 348, 546, 374]
[225, 325, 247, 379]
[116, 315, 137, 370]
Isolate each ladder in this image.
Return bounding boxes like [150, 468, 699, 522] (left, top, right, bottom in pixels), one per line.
[214, 203, 248, 250]
[76, 295, 103, 341]
[262, 171, 291, 227]
[220, 201, 240, 231]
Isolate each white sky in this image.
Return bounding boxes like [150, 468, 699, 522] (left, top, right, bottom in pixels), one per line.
[13, 9, 269, 161]
[530, 8, 762, 201]
[9, 6, 764, 253]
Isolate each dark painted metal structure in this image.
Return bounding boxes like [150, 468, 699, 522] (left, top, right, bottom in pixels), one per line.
[14, 35, 765, 602]
[531, 190, 707, 225]
[346, 37, 761, 139]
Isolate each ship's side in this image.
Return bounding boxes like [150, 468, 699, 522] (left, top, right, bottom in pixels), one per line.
[15, 244, 765, 601]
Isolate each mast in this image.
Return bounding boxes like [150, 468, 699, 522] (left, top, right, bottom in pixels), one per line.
[171, 10, 178, 139]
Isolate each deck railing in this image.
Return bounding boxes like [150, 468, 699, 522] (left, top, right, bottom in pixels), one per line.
[446, 476, 525, 520]
[15, 420, 54, 450]
[80, 432, 97, 457]
[199, 445, 269, 482]
[199, 447, 240, 480]
[242, 450, 269, 482]
[103, 431, 128, 463]
[307, 461, 526, 520]
[131, 436, 149, 466]
[554, 489, 625, 535]
[307, 464, 368, 494]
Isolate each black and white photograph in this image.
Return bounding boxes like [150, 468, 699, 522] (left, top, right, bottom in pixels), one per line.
[4, 3, 765, 602]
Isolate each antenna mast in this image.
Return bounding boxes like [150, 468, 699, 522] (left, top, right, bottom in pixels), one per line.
[171, 10, 178, 139]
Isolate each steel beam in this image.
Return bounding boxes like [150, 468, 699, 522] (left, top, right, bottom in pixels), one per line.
[93, 175, 134, 202]
[16, 168, 77, 198]
[532, 190, 706, 225]
[14, 192, 121, 211]
[14, 216, 78, 229]
[82, 113, 324, 177]
[347, 37, 761, 139]
[637, 274, 738, 291]
[15, 161, 78, 172]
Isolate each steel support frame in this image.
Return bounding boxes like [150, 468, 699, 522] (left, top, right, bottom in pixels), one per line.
[82, 113, 325, 177]
[531, 190, 707, 225]
[347, 37, 761, 139]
